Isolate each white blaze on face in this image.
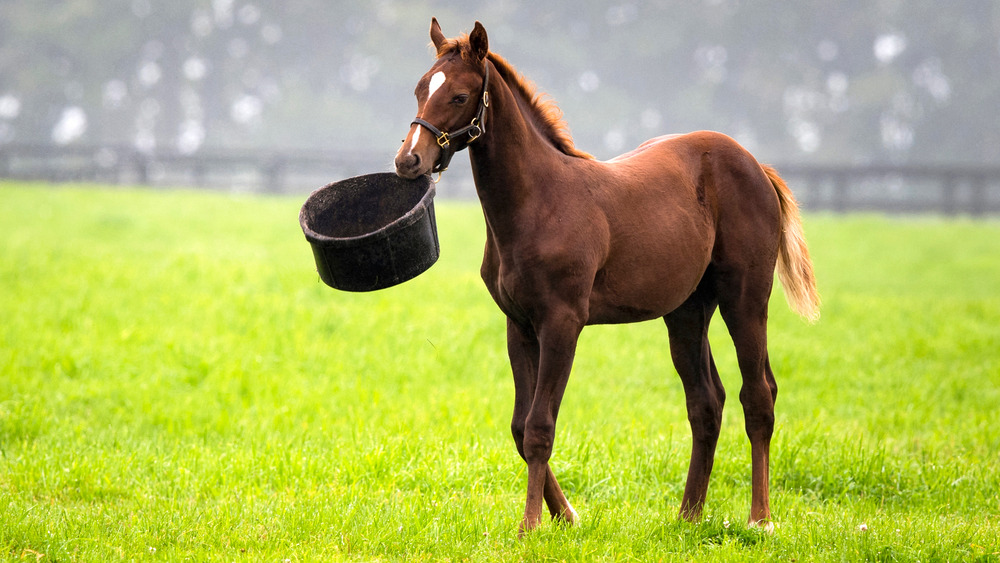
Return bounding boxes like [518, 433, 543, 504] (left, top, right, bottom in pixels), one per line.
[411, 125, 421, 149]
[428, 71, 447, 102]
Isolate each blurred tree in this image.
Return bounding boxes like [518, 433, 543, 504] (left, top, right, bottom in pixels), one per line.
[0, 0, 997, 163]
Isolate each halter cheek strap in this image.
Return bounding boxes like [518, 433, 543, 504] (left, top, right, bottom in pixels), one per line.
[411, 62, 490, 174]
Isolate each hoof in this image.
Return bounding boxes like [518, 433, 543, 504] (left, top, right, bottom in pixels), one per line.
[554, 502, 579, 525]
[518, 517, 540, 538]
[750, 519, 776, 534]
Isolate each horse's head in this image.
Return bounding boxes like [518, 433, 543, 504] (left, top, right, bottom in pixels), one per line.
[395, 18, 490, 180]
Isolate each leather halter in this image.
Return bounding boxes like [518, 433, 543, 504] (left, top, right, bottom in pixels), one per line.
[410, 62, 490, 174]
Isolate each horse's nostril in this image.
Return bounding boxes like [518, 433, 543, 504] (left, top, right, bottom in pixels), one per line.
[394, 152, 423, 176]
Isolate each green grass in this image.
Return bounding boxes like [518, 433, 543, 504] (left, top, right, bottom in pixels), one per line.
[1, 181, 999, 561]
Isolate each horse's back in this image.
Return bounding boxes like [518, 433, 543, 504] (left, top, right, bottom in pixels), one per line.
[607, 131, 780, 224]
[597, 131, 770, 212]
[608, 131, 760, 172]
[606, 134, 684, 162]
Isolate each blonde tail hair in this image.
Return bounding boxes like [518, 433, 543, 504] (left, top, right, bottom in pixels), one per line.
[762, 165, 821, 322]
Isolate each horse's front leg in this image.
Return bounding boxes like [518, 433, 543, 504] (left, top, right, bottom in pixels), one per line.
[507, 319, 579, 529]
[516, 310, 583, 536]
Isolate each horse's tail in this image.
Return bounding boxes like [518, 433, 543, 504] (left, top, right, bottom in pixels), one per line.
[762, 164, 821, 322]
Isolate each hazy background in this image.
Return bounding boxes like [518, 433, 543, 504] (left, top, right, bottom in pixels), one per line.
[1, 1, 998, 180]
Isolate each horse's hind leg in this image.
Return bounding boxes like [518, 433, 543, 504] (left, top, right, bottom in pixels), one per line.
[717, 273, 778, 527]
[506, 318, 578, 528]
[664, 286, 725, 521]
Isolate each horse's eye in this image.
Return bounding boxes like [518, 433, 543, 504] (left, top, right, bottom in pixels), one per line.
[452, 94, 469, 105]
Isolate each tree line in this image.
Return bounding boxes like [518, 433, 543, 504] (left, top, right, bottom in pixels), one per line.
[1, 1, 997, 164]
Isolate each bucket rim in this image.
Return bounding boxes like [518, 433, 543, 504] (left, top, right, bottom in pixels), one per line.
[299, 172, 435, 247]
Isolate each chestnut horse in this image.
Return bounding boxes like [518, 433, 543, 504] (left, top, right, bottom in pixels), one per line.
[395, 19, 819, 535]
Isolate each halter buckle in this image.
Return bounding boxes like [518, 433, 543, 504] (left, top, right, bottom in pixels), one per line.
[434, 131, 450, 148]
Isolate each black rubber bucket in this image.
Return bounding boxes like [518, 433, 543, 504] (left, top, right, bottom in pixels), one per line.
[299, 173, 439, 291]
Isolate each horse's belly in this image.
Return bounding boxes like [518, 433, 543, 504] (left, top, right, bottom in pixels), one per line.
[587, 271, 704, 324]
[586, 300, 669, 324]
[587, 229, 713, 324]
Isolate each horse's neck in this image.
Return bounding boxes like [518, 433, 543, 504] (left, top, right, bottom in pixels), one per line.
[469, 69, 571, 241]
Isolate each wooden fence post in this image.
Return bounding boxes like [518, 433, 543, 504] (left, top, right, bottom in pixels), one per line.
[262, 157, 286, 194]
[970, 174, 987, 216]
[832, 171, 849, 212]
[941, 172, 957, 215]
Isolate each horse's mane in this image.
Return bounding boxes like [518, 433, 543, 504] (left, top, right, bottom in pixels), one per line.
[436, 35, 594, 160]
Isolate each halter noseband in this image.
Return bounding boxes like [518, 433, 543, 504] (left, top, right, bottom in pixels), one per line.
[410, 62, 490, 175]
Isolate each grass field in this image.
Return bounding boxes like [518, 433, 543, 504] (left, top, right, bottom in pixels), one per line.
[1, 181, 999, 561]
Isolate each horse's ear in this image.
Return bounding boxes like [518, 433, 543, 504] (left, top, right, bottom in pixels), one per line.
[430, 17, 447, 53]
[470, 21, 489, 62]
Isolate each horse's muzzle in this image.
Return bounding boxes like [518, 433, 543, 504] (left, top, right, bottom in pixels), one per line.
[394, 151, 425, 180]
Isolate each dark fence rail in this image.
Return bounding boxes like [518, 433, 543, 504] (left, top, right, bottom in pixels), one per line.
[0, 143, 405, 196]
[2, 143, 999, 214]
[777, 163, 1000, 216]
